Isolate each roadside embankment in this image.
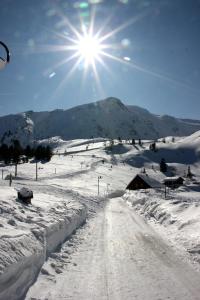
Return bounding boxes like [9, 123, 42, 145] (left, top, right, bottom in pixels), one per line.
[0, 187, 87, 300]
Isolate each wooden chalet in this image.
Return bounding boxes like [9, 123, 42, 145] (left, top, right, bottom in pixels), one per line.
[162, 176, 184, 188]
[126, 173, 163, 190]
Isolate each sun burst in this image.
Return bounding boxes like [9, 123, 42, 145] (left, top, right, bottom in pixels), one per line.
[39, 10, 148, 100]
[76, 34, 102, 66]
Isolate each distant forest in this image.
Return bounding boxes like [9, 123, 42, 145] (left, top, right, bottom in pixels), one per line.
[0, 140, 52, 164]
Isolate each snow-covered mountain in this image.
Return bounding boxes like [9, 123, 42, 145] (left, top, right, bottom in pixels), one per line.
[0, 97, 200, 145]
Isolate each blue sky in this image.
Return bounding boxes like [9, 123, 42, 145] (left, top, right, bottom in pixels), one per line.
[0, 0, 200, 119]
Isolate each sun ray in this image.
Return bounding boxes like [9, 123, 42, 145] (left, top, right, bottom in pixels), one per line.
[26, 44, 78, 55]
[94, 7, 123, 40]
[128, 61, 200, 93]
[64, 35, 81, 45]
[65, 56, 84, 80]
[80, 62, 89, 92]
[88, 6, 97, 37]
[101, 50, 200, 93]
[50, 55, 84, 101]
[43, 51, 80, 76]
[99, 12, 147, 43]
[56, 11, 83, 40]
[95, 55, 113, 76]
[91, 59, 105, 98]
[100, 50, 127, 64]
[43, 7, 200, 100]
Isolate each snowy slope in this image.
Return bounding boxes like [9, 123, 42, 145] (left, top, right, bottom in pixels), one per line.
[0, 113, 33, 146]
[0, 97, 200, 145]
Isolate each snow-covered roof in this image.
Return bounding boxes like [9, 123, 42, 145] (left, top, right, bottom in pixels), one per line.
[163, 176, 184, 183]
[137, 173, 163, 188]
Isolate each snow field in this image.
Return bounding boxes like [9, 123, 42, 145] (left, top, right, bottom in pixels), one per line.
[1, 134, 200, 299]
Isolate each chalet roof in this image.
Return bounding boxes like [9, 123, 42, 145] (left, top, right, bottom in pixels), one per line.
[136, 173, 163, 188]
[163, 176, 184, 183]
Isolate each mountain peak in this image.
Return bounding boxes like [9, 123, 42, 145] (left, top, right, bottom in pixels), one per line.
[100, 97, 123, 104]
[95, 97, 126, 110]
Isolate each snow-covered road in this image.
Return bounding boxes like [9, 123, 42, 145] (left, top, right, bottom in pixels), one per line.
[26, 198, 200, 300]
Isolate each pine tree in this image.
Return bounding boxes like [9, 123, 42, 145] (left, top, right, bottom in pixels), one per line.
[12, 139, 22, 164]
[186, 165, 193, 178]
[118, 137, 122, 144]
[160, 158, 167, 173]
[131, 139, 135, 145]
[25, 145, 33, 158]
[0, 144, 10, 164]
[109, 139, 114, 148]
[149, 142, 156, 151]
[45, 146, 52, 161]
[34, 145, 52, 161]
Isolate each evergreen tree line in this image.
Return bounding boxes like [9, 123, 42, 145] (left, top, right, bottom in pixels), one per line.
[0, 140, 52, 164]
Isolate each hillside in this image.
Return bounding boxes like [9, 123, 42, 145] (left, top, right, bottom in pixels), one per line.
[0, 97, 200, 145]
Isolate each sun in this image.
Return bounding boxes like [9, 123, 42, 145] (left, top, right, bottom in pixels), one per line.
[41, 11, 143, 99]
[77, 34, 102, 65]
[39, 10, 189, 101]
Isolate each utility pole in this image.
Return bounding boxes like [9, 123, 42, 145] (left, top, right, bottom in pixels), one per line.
[98, 176, 102, 195]
[15, 164, 17, 177]
[9, 173, 12, 187]
[36, 161, 38, 181]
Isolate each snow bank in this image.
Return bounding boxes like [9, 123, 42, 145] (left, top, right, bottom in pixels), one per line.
[45, 205, 87, 255]
[124, 186, 200, 268]
[0, 189, 87, 300]
[0, 233, 44, 300]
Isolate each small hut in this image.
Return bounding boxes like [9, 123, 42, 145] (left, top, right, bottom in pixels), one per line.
[162, 176, 184, 188]
[126, 173, 163, 190]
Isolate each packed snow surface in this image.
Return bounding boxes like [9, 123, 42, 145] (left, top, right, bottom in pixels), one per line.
[26, 198, 200, 300]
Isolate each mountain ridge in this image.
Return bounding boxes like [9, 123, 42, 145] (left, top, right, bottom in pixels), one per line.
[0, 97, 200, 145]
